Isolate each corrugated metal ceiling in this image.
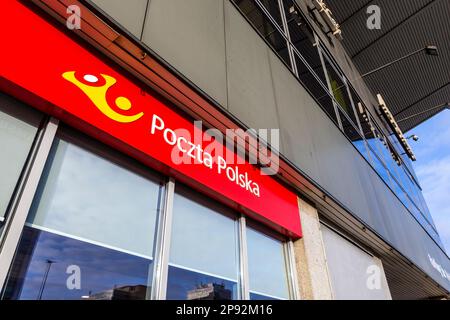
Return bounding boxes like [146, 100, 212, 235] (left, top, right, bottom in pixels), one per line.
[326, 0, 450, 132]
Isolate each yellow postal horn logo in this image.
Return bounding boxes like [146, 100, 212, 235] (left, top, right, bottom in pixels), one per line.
[62, 72, 144, 123]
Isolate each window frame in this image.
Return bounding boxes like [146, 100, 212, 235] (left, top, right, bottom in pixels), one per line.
[0, 118, 300, 300]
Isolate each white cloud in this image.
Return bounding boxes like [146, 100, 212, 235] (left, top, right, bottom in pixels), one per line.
[415, 155, 450, 253]
[409, 111, 450, 254]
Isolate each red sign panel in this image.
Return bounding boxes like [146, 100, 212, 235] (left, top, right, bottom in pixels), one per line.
[0, 1, 301, 237]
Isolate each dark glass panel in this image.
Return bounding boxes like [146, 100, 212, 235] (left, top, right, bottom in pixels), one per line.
[232, 0, 291, 67]
[166, 266, 237, 300]
[2, 227, 151, 300]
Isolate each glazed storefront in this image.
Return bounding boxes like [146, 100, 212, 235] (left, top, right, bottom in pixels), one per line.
[0, 1, 301, 300]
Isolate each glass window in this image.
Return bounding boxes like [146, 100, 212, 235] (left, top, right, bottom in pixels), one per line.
[258, 0, 284, 28]
[2, 127, 164, 300]
[293, 52, 339, 124]
[355, 103, 373, 162]
[357, 104, 376, 146]
[232, 0, 291, 68]
[378, 136, 400, 181]
[0, 94, 43, 222]
[167, 185, 239, 300]
[321, 54, 358, 126]
[283, 0, 326, 83]
[416, 188, 434, 225]
[338, 109, 366, 153]
[282, 1, 339, 124]
[368, 147, 391, 188]
[397, 165, 414, 201]
[247, 226, 290, 300]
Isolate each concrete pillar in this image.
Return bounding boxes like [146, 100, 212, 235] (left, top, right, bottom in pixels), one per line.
[293, 198, 334, 300]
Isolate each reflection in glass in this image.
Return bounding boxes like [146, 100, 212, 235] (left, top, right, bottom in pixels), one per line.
[250, 292, 278, 300]
[167, 186, 239, 300]
[2, 129, 164, 300]
[292, 54, 339, 125]
[258, 0, 284, 28]
[27, 136, 163, 257]
[247, 227, 289, 300]
[283, 0, 327, 83]
[2, 227, 151, 300]
[368, 148, 391, 188]
[0, 94, 43, 221]
[167, 266, 237, 300]
[338, 109, 366, 152]
[324, 64, 356, 123]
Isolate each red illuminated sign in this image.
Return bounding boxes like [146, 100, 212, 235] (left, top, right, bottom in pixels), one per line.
[0, 1, 301, 237]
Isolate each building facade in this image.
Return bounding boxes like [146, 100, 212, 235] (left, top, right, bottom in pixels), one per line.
[0, 0, 449, 300]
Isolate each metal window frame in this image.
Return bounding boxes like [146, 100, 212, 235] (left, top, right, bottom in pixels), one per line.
[238, 216, 250, 300]
[277, 0, 298, 75]
[343, 77, 366, 136]
[319, 46, 364, 133]
[0, 117, 59, 289]
[151, 177, 175, 300]
[317, 42, 342, 128]
[0, 115, 300, 300]
[286, 240, 300, 300]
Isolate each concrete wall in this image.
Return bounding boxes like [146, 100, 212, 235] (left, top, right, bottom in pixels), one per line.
[294, 198, 334, 300]
[90, 0, 450, 292]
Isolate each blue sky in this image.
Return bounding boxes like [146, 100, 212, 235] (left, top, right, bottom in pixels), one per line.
[407, 110, 450, 254]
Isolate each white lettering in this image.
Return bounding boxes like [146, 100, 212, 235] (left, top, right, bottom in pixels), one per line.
[218, 156, 227, 174]
[176, 305, 210, 318]
[151, 114, 164, 134]
[177, 136, 188, 153]
[164, 128, 177, 146]
[429, 254, 450, 282]
[149, 114, 261, 198]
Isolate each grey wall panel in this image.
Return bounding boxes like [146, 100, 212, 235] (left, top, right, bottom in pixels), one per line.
[91, 0, 148, 39]
[351, 153, 386, 236]
[302, 99, 345, 193]
[224, 0, 280, 131]
[390, 196, 449, 289]
[336, 144, 375, 224]
[303, 97, 371, 222]
[386, 190, 413, 257]
[362, 166, 392, 240]
[268, 51, 320, 180]
[142, 0, 228, 107]
[371, 172, 408, 250]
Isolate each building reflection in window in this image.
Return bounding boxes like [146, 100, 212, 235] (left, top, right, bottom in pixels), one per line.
[167, 185, 239, 300]
[1, 127, 164, 300]
[166, 266, 236, 300]
[247, 226, 290, 300]
[2, 227, 151, 300]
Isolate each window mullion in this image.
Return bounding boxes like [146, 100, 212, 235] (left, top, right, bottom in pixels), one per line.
[286, 240, 300, 300]
[238, 215, 250, 300]
[0, 117, 59, 290]
[277, 0, 298, 75]
[318, 43, 343, 129]
[151, 177, 175, 300]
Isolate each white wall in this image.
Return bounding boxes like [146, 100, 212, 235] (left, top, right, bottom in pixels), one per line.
[321, 225, 392, 300]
